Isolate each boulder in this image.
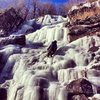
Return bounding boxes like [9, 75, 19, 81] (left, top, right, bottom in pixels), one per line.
[67, 3, 100, 43]
[10, 35, 26, 45]
[63, 59, 76, 68]
[0, 35, 26, 46]
[66, 78, 94, 98]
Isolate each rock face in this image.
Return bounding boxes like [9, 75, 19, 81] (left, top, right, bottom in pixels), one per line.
[68, 1, 100, 21]
[0, 35, 26, 46]
[67, 15, 100, 42]
[67, 0, 100, 42]
[0, 8, 23, 36]
[0, 88, 7, 100]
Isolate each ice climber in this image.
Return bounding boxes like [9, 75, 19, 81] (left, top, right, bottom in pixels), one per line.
[47, 40, 57, 57]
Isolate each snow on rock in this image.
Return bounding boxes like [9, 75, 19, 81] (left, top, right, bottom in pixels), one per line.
[89, 94, 100, 100]
[70, 5, 79, 11]
[87, 69, 100, 86]
[58, 68, 100, 88]
[37, 15, 69, 25]
[42, 15, 52, 25]
[72, 94, 88, 100]
[82, 2, 91, 8]
[0, 35, 26, 46]
[58, 68, 87, 84]
[70, 0, 100, 12]
[92, 0, 100, 7]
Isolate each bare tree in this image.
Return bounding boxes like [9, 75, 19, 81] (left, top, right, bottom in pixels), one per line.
[68, 0, 86, 5]
[12, 0, 31, 20]
[30, 0, 56, 17]
[41, 2, 56, 15]
[31, 0, 40, 18]
[56, 4, 68, 17]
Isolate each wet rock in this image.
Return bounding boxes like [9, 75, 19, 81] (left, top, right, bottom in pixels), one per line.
[63, 59, 76, 68]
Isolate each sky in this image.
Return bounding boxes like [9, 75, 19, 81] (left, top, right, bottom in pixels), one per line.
[0, 0, 68, 4]
[41, 0, 67, 4]
[0, 0, 68, 8]
[52, 0, 67, 3]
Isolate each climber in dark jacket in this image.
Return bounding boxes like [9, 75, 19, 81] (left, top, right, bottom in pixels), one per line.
[47, 40, 57, 57]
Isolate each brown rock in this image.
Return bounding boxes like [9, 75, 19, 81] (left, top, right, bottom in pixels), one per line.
[11, 35, 26, 46]
[66, 78, 94, 97]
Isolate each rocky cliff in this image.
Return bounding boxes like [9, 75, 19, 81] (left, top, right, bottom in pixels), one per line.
[0, 8, 23, 37]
